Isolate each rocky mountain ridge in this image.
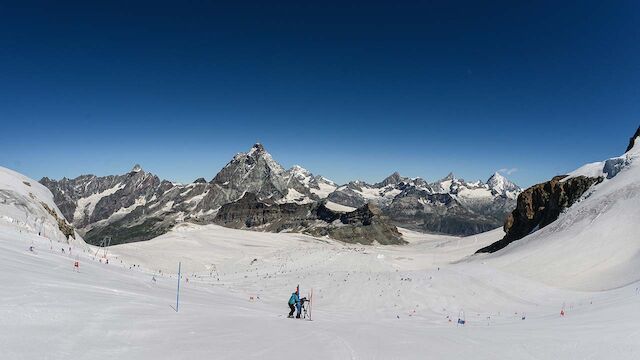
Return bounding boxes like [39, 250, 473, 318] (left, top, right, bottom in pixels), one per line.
[327, 170, 521, 235]
[40, 143, 521, 245]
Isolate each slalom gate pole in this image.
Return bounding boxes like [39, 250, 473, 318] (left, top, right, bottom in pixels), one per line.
[176, 261, 181, 312]
[309, 288, 313, 321]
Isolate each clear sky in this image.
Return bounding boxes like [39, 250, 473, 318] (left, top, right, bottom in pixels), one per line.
[1, 1, 638, 187]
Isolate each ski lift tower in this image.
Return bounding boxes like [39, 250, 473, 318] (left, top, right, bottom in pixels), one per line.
[97, 236, 112, 260]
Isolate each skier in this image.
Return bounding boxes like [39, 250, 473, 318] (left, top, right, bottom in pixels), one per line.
[288, 288, 300, 318]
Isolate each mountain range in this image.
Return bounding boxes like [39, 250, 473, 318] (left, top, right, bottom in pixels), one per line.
[40, 143, 521, 245]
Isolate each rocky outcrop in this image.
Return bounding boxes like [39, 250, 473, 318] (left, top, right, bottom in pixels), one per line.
[626, 126, 640, 153]
[476, 175, 603, 253]
[213, 193, 313, 231]
[214, 194, 405, 245]
[314, 203, 405, 245]
[40, 202, 75, 239]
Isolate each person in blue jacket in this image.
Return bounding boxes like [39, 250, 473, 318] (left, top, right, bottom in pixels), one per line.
[288, 288, 300, 318]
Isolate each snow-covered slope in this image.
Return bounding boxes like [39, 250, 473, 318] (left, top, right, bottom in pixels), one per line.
[3, 218, 640, 359]
[477, 138, 640, 290]
[2, 159, 639, 358]
[0, 166, 83, 244]
[286, 165, 337, 199]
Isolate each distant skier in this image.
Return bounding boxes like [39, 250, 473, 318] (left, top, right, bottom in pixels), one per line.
[288, 288, 300, 318]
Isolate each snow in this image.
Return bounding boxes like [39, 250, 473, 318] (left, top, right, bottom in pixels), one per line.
[282, 188, 313, 204]
[185, 190, 208, 205]
[456, 186, 493, 200]
[564, 140, 639, 181]
[309, 181, 337, 198]
[287, 165, 338, 199]
[438, 179, 453, 192]
[161, 200, 175, 212]
[3, 219, 640, 359]
[0, 167, 59, 212]
[73, 183, 124, 223]
[105, 196, 147, 223]
[324, 201, 356, 212]
[288, 165, 312, 185]
[0, 166, 81, 243]
[3, 161, 640, 359]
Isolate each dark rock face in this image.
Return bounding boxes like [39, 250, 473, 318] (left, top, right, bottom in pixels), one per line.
[476, 175, 603, 253]
[214, 193, 313, 231]
[374, 172, 403, 188]
[214, 194, 405, 245]
[40, 202, 75, 239]
[625, 126, 640, 153]
[319, 203, 405, 245]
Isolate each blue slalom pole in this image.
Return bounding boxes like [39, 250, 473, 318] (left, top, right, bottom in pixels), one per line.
[176, 261, 181, 312]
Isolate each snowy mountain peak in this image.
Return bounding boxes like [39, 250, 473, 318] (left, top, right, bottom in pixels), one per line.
[441, 172, 455, 181]
[131, 164, 142, 173]
[488, 171, 506, 183]
[487, 172, 520, 197]
[316, 175, 337, 186]
[247, 142, 266, 156]
[289, 165, 311, 177]
[375, 172, 404, 187]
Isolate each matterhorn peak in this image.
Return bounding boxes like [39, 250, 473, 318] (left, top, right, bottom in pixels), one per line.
[131, 164, 143, 173]
[247, 143, 266, 156]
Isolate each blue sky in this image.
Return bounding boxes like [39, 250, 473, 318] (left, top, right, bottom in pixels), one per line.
[0, 1, 638, 187]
